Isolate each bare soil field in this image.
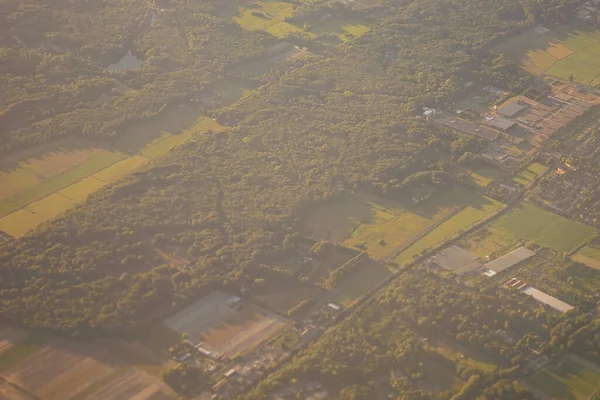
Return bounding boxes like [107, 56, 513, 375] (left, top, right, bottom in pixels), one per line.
[81, 368, 176, 400]
[164, 290, 291, 357]
[0, 381, 33, 400]
[2, 338, 116, 400]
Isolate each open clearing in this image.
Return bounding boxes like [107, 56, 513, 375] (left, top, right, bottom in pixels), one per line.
[493, 24, 600, 84]
[466, 165, 506, 187]
[394, 195, 504, 264]
[164, 291, 291, 357]
[309, 18, 370, 42]
[513, 162, 545, 186]
[333, 259, 392, 306]
[303, 188, 473, 259]
[528, 356, 600, 400]
[252, 285, 321, 315]
[0, 112, 222, 238]
[229, 0, 369, 42]
[572, 246, 600, 270]
[458, 226, 518, 258]
[492, 202, 597, 253]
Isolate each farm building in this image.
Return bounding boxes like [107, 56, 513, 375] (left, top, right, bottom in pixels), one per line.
[432, 245, 481, 275]
[497, 101, 526, 117]
[483, 246, 535, 276]
[521, 286, 574, 313]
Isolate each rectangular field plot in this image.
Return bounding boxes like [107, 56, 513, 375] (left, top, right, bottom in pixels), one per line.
[0, 169, 41, 200]
[92, 156, 147, 182]
[394, 196, 504, 264]
[2, 338, 117, 400]
[528, 356, 600, 400]
[513, 162, 545, 186]
[164, 291, 291, 357]
[252, 285, 320, 315]
[492, 202, 597, 253]
[58, 176, 106, 202]
[333, 260, 391, 306]
[572, 246, 600, 270]
[0, 209, 46, 237]
[78, 368, 176, 400]
[492, 23, 600, 84]
[309, 18, 370, 42]
[342, 203, 432, 260]
[26, 193, 75, 220]
[0, 150, 127, 219]
[458, 226, 518, 258]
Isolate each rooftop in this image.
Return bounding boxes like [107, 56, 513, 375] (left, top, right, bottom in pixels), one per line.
[498, 101, 526, 117]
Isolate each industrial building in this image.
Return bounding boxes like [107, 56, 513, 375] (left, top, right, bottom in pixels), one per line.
[483, 246, 535, 276]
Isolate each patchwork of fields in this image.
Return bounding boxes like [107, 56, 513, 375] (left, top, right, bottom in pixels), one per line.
[302, 188, 477, 260]
[227, 0, 370, 42]
[528, 356, 600, 400]
[491, 202, 597, 253]
[493, 24, 600, 85]
[0, 326, 176, 400]
[394, 195, 505, 264]
[513, 162, 546, 186]
[0, 115, 222, 238]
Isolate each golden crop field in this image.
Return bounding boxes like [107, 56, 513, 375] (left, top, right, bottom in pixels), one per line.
[0, 111, 223, 238]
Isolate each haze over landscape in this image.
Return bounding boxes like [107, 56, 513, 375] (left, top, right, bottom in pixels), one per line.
[2, 0, 600, 398]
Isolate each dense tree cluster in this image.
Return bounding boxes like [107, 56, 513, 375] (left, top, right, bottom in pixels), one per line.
[243, 268, 548, 399]
[0, 0, 271, 153]
[0, 0, 580, 334]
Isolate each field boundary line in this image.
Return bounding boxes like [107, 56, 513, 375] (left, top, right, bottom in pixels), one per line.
[0, 153, 128, 218]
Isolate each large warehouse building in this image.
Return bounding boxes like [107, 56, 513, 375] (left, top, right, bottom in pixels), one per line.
[483, 246, 535, 277]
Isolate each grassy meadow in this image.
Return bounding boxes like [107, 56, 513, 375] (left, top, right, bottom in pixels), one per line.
[303, 187, 473, 259]
[513, 162, 545, 186]
[491, 202, 597, 253]
[394, 195, 504, 264]
[528, 357, 600, 400]
[493, 23, 600, 85]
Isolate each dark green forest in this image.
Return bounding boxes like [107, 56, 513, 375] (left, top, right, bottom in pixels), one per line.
[1, 0, 596, 379]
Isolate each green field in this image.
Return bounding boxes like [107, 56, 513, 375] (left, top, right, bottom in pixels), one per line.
[0, 150, 127, 219]
[309, 18, 370, 42]
[303, 188, 470, 256]
[493, 24, 600, 84]
[230, 0, 369, 42]
[233, 1, 303, 38]
[0, 113, 222, 237]
[469, 165, 506, 187]
[513, 162, 545, 186]
[394, 196, 504, 264]
[492, 202, 597, 253]
[333, 260, 392, 306]
[528, 357, 600, 400]
[458, 226, 518, 258]
[572, 246, 600, 270]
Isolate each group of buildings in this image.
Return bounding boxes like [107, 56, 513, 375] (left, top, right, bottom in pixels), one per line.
[424, 80, 600, 172]
[430, 245, 575, 314]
